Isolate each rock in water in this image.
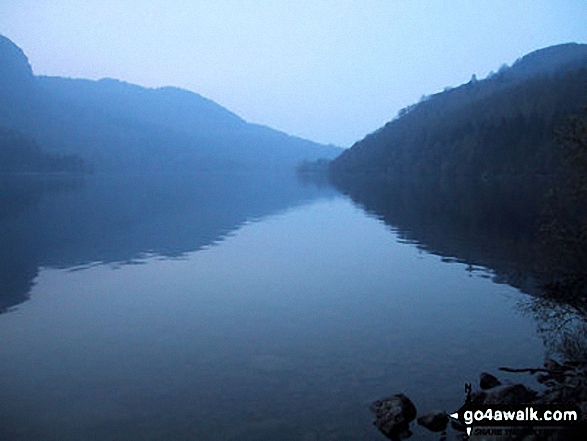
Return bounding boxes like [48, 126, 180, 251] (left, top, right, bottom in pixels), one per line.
[417, 410, 448, 432]
[370, 394, 417, 439]
[480, 372, 502, 390]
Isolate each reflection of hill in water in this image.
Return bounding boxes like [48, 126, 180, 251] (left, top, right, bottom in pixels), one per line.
[332, 176, 548, 296]
[333, 175, 587, 363]
[0, 176, 84, 311]
[0, 173, 337, 312]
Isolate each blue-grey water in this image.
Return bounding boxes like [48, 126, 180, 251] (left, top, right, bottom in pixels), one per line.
[0, 173, 545, 440]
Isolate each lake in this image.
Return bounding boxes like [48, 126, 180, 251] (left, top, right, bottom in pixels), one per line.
[0, 173, 547, 440]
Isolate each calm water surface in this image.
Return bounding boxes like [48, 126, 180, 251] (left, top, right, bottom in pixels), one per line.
[0, 174, 544, 440]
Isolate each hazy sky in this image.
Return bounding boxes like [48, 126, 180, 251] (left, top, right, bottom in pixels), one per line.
[1, 1, 586, 147]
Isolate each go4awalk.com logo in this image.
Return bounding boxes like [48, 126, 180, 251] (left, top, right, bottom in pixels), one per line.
[450, 402, 582, 437]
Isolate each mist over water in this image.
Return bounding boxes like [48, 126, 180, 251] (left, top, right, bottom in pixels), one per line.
[0, 172, 545, 440]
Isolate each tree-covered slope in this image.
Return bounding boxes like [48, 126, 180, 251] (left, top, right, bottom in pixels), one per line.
[330, 43, 587, 187]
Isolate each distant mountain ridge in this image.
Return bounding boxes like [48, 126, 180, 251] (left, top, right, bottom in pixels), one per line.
[0, 35, 341, 172]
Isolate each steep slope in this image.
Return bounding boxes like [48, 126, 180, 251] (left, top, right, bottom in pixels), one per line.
[0, 35, 39, 123]
[0, 36, 87, 173]
[0, 35, 341, 172]
[0, 34, 34, 94]
[330, 43, 587, 186]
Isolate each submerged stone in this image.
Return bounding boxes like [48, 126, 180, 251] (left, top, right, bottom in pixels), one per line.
[480, 372, 502, 390]
[417, 409, 448, 432]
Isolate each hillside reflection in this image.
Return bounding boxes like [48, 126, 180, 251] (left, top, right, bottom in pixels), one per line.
[332, 177, 545, 290]
[0, 176, 84, 311]
[331, 175, 587, 362]
[0, 172, 337, 312]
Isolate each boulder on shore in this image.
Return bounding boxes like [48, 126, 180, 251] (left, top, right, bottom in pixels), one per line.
[370, 393, 417, 439]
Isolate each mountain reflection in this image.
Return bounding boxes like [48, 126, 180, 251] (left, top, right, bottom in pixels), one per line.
[331, 174, 587, 364]
[0, 176, 84, 311]
[0, 172, 337, 312]
[331, 176, 547, 295]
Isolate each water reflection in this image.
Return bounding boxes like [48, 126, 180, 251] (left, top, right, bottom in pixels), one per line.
[0, 195, 544, 441]
[330, 174, 587, 337]
[0, 172, 337, 312]
[330, 176, 551, 297]
[0, 171, 583, 440]
[331, 174, 587, 438]
[0, 176, 84, 312]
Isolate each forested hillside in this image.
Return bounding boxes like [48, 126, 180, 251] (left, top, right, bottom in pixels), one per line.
[330, 43, 587, 188]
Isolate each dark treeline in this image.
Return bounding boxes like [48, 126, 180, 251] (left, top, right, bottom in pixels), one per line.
[0, 126, 87, 174]
[330, 43, 587, 299]
[332, 110, 587, 304]
[540, 111, 587, 298]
